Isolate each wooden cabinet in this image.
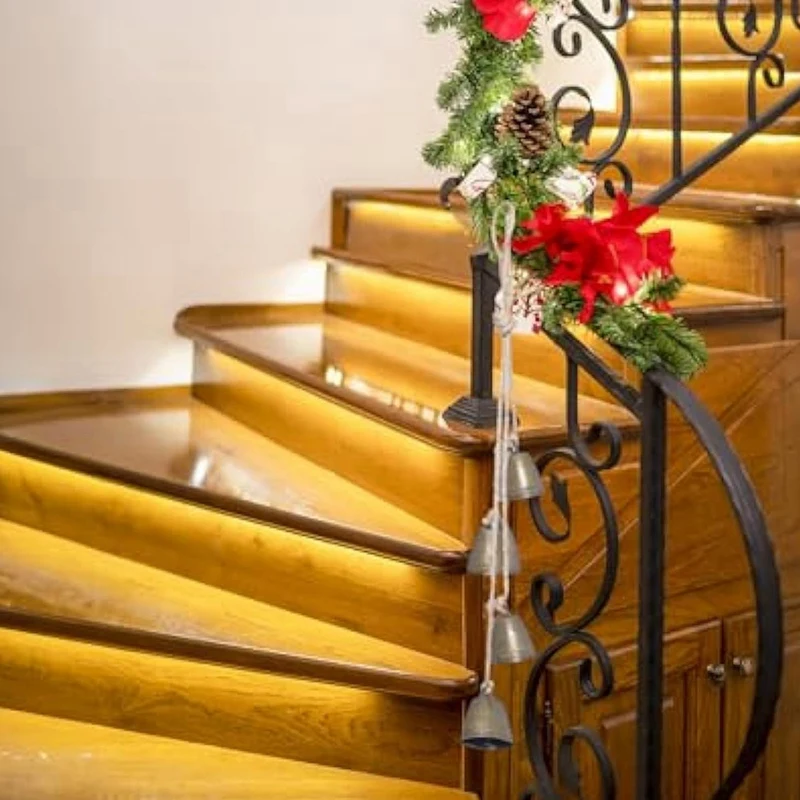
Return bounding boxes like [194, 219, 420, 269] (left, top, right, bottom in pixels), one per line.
[517, 605, 800, 799]
[545, 622, 722, 799]
[724, 602, 800, 799]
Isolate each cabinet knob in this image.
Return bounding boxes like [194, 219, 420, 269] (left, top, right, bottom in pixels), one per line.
[706, 663, 727, 685]
[731, 656, 756, 678]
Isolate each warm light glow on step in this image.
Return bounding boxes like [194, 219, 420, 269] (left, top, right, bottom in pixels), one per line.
[350, 201, 464, 235]
[0, 450, 464, 661]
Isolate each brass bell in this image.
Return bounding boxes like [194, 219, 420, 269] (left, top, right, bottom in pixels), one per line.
[467, 515, 521, 576]
[506, 450, 544, 502]
[461, 689, 514, 750]
[492, 611, 537, 664]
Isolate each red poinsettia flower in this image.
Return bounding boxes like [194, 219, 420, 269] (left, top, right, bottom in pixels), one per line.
[513, 195, 676, 323]
[474, 0, 536, 41]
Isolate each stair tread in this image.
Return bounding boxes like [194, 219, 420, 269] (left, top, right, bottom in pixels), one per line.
[0, 708, 477, 799]
[335, 185, 800, 221]
[0, 518, 475, 700]
[176, 305, 638, 450]
[316, 246, 781, 320]
[0, 393, 467, 570]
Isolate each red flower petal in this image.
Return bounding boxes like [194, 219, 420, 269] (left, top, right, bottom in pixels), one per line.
[643, 229, 675, 274]
[480, 2, 536, 41]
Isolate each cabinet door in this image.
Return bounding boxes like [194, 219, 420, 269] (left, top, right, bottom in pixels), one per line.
[545, 621, 722, 799]
[725, 601, 800, 799]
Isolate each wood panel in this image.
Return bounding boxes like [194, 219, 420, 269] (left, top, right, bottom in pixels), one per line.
[0, 708, 478, 800]
[549, 341, 800, 622]
[724, 600, 800, 798]
[0, 628, 463, 787]
[524, 622, 723, 799]
[0, 451, 463, 661]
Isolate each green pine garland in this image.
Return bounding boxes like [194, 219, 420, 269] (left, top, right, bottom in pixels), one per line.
[423, 0, 708, 380]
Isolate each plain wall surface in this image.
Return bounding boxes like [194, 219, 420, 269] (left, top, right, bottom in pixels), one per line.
[0, 1, 611, 393]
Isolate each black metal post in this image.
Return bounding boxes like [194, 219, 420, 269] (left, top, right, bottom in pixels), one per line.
[443, 250, 500, 428]
[635, 375, 668, 800]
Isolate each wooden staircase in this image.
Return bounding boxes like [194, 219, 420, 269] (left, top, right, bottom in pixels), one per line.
[1, 5, 799, 798]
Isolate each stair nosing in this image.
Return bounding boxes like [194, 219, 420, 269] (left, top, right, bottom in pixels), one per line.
[0, 431, 467, 573]
[0, 606, 477, 702]
[177, 303, 642, 452]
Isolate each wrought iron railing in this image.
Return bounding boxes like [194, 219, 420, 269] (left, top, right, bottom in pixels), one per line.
[552, 0, 800, 205]
[447, 1, 796, 796]
[520, 332, 784, 799]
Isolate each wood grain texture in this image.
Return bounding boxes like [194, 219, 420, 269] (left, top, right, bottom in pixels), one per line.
[0, 709, 477, 800]
[724, 600, 800, 798]
[0, 629, 464, 787]
[528, 622, 723, 800]
[0, 520, 475, 701]
[0, 394, 465, 569]
[539, 341, 800, 624]
[0, 451, 463, 661]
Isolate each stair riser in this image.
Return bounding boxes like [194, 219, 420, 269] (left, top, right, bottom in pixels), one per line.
[0, 628, 464, 788]
[327, 262, 781, 374]
[0, 451, 463, 662]
[339, 200, 779, 297]
[631, 70, 800, 121]
[587, 127, 800, 196]
[626, 17, 800, 62]
[192, 346, 476, 535]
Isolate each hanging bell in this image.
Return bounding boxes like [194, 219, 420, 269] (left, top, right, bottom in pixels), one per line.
[467, 515, 521, 576]
[506, 450, 544, 502]
[492, 611, 537, 664]
[462, 688, 514, 750]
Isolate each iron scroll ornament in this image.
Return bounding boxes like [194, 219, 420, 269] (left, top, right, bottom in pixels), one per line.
[519, 329, 784, 799]
[521, 351, 626, 800]
[550, 0, 635, 201]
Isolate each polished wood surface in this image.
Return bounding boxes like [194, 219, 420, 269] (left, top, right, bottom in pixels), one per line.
[177, 304, 638, 453]
[0, 709, 477, 800]
[0, 451, 463, 661]
[724, 602, 800, 798]
[0, 519, 475, 701]
[585, 127, 800, 196]
[0, 628, 464, 787]
[530, 622, 723, 799]
[0, 394, 466, 569]
[627, 13, 800, 62]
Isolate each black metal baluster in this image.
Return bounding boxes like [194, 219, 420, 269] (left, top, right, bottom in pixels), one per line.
[671, 0, 684, 178]
[635, 375, 668, 800]
[442, 251, 499, 428]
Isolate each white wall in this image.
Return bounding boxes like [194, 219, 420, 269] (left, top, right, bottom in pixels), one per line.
[0, 1, 613, 393]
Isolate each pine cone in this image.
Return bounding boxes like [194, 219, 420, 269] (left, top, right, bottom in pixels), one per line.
[496, 85, 554, 159]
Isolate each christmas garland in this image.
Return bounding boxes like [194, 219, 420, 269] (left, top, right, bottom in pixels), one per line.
[423, 0, 708, 380]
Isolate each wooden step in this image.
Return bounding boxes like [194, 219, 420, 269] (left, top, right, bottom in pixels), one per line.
[630, 66, 800, 121]
[625, 17, 800, 64]
[0, 627, 464, 786]
[0, 394, 465, 661]
[177, 304, 637, 452]
[331, 187, 793, 297]
[0, 391, 463, 568]
[318, 246, 783, 350]
[0, 708, 477, 799]
[0, 518, 476, 701]
[178, 305, 638, 531]
[585, 126, 800, 195]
